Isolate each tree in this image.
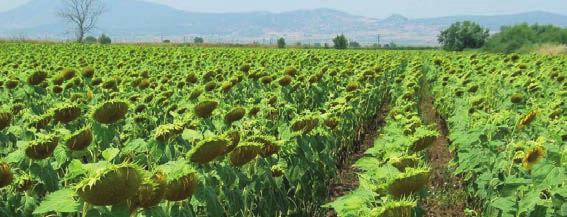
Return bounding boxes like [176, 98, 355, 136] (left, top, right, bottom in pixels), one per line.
[349, 41, 361, 48]
[58, 0, 105, 43]
[84, 36, 97, 43]
[194, 37, 204, 44]
[277, 37, 286, 48]
[333, 34, 348, 49]
[98, 34, 111, 44]
[438, 21, 489, 51]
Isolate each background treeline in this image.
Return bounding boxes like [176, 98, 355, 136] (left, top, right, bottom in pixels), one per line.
[484, 23, 567, 53]
[439, 22, 567, 54]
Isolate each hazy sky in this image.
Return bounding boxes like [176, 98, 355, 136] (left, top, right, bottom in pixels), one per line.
[1, 0, 566, 18]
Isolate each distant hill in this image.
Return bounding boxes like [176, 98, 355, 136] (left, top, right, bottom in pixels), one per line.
[1, 0, 566, 45]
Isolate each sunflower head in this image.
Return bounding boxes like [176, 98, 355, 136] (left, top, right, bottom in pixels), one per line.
[188, 136, 230, 164]
[346, 81, 360, 92]
[516, 110, 538, 131]
[66, 127, 93, 151]
[278, 75, 292, 86]
[0, 111, 12, 131]
[82, 67, 95, 78]
[27, 70, 48, 86]
[159, 161, 198, 202]
[92, 100, 129, 124]
[387, 167, 430, 198]
[229, 142, 262, 167]
[194, 100, 218, 118]
[154, 123, 184, 142]
[0, 162, 13, 188]
[221, 81, 234, 92]
[52, 103, 82, 124]
[5, 79, 19, 89]
[522, 146, 545, 170]
[369, 199, 416, 217]
[510, 93, 524, 104]
[224, 107, 246, 124]
[76, 163, 143, 206]
[249, 134, 281, 158]
[25, 134, 59, 160]
[128, 170, 167, 210]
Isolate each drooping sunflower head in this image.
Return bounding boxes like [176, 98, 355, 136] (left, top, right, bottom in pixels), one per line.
[387, 167, 430, 198]
[0, 162, 13, 188]
[516, 110, 538, 131]
[409, 127, 439, 153]
[229, 142, 262, 167]
[224, 130, 241, 153]
[0, 111, 12, 131]
[65, 126, 93, 151]
[522, 145, 545, 170]
[271, 162, 287, 177]
[194, 100, 218, 119]
[154, 123, 184, 142]
[369, 198, 416, 217]
[224, 107, 246, 124]
[52, 103, 82, 124]
[76, 162, 143, 206]
[60, 68, 76, 80]
[82, 67, 95, 78]
[92, 100, 129, 124]
[278, 75, 292, 86]
[221, 81, 234, 92]
[389, 154, 422, 172]
[249, 134, 281, 158]
[159, 160, 198, 202]
[187, 136, 230, 164]
[25, 134, 59, 160]
[128, 170, 167, 210]
[346, 81, 360, 92]
[27, 70, 48, 86]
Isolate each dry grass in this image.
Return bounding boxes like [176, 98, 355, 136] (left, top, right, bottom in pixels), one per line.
[533, 43, 567, 56]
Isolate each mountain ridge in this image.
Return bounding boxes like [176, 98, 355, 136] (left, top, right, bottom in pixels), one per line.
[1, 0, 566, 45]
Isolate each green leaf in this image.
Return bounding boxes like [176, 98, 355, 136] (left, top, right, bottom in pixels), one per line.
[64, 159, 87, 181]
[33, 189, 80, 214]
[490, 197, 516, 216]
[110, 202, 130, 217]
[5, 149, 24, 163]
[322, 188, 376, 217]
[102, 148, 120, 161]
[182, 129, 202, 142]
[52, 145, 68, 170]
[353, 157, 381, 171]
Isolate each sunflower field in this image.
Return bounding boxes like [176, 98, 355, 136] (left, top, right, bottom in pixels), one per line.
[0, 43, 565, 217]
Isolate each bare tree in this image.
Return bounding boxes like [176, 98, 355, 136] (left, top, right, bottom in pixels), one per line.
[58, 0, 105, 42]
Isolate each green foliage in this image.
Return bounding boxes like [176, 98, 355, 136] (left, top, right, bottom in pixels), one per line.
[277, 37, 286, 48]
[84, 36, 97, 44]
[193, 37, 204, 44]
[0, 43, 564, 217]
[33, 189, 80, 214]
[349, 41, 361, 48]
[438, 21, 489, 51]
[98, 34, 112, 44]
[333, 34, 348, 49]
[483, 23, 567, 53]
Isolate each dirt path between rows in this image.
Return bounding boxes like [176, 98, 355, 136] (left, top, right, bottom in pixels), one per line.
[326, 99, 390, 217]
[418, 94, 467, 217]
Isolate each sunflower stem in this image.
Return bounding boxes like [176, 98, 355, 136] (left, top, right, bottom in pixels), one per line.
[81, 202, 91, 217]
